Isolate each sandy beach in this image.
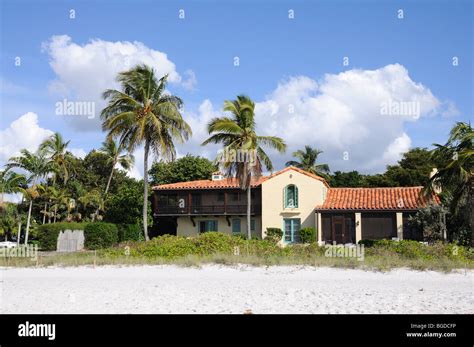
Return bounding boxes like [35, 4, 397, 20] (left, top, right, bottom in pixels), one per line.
[1, 265, 472, 314]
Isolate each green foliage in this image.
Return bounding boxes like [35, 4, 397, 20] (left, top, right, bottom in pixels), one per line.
[299, 227, 316, 243]
[104, 180, 150, 225]
[367, 240, 472, 261]
[118, 224, 143, 242]
[0, 203, 20, 239]
[149, 155, 217, 185]
[84, 222, 118, 249]
[265, 228, 283, 242]
[408, 205, 447, 243]
[37, 222, 87, 250]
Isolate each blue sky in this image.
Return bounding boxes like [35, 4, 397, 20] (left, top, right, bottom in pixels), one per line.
[0, 0, 472, 177]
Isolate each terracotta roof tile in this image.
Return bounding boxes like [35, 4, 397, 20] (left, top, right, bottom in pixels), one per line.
[152, 166, 329, 190]
[317, 187, 440, 211]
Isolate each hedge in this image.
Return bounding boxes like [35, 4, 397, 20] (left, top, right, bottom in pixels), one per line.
[84, 222, 119, 250]
[118, 224, 143, 242]
[37, 222, 88, 251]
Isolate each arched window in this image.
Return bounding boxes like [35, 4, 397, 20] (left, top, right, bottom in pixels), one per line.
[284, 185, 298, 208]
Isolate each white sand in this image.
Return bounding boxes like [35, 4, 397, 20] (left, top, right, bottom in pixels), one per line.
[0, 265, 472, 314]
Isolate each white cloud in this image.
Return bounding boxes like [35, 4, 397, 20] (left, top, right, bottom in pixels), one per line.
[69, 148, 87, 159]
[42, 35, 195, 131]
[0, 112, 53, 165]
[253, 64, 443, 173]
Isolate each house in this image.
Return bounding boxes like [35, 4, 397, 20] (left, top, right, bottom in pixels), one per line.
[151, 166, 440, 243]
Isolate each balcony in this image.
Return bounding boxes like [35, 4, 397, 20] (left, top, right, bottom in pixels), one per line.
[154, 204, 261, 216]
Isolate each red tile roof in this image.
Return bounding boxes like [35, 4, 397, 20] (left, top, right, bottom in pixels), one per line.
[316, 187, 440, 211]
[152, 166, 329, 190]
[152, 176, 268, 190]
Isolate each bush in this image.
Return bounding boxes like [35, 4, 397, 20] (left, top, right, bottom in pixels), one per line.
[37, 222, 87, 251]
[84, 222, 118, 250]
[299, 227, 316, 243]
[194, 232, 242, 254]
[118, 224, 143, 242]
[358, 239, 377, 247]
[265, 228, 283, 243]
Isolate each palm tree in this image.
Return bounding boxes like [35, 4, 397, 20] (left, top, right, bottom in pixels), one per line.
[40, 132, 72, 222]
[78, 189, 104, 221]
[101, 64, 191, 240]
[98, 138, 134, 198]
[286, 145, 330, 178]
[0, 169, 26, 205]
[427, 122, 473, 216]
[6, 149, 53, 244]
[0, 170, 26, 243]
[202, 95, 286, 239]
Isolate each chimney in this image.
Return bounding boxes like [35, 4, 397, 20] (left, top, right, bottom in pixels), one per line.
[211, 171, 224, 181]
[430, 168, 442, 194]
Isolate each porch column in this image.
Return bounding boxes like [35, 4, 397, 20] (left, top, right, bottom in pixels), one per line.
[396, 212, 403, 240]
[355, 212, 362, 243]
[316, 212, 322, 244]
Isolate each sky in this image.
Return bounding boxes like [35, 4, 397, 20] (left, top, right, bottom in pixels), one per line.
[0, 0, 472, 180]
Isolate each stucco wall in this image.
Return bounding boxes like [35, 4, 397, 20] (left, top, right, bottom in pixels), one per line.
[261, 169, 326, 238]
[177, 216, 262, 238]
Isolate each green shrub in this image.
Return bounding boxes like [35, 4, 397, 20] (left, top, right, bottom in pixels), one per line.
[37, 222, 87, 250]
[194, 232, 242, 255]
[84, 222, 118, 250]
[134, 235, 198, 258]
[358, 239, 377, 247]
[265, 228, 283, 243]
[299, 227, 316, 243]
[118, 224, 143, 242]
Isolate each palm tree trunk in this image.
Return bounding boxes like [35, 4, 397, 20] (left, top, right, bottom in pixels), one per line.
[25, 199, 33, 245]
[43, 202, 47, 224]
[17, 221, 21, 247]
[143, 141, 150, 241]
[247, 186, 251, 240]
[97, 159, 116, 218]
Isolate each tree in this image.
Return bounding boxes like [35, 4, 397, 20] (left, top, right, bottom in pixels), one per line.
[101, 64, 191, 240]
[149, 155, 217, 185]
[0, 170, 26, 204]
[202, 95, 286, 239]
[329, 171, 367, 187]
[426, 122, 473, 243]
[98, 138, 134, 198]
[384, 148, 434, 187]
[7, 149, 53, 244]
[285, 145, 330, 178]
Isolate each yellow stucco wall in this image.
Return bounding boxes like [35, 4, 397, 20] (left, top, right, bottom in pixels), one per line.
[177, 216, 262, 238]
[261, 169, 326, 238]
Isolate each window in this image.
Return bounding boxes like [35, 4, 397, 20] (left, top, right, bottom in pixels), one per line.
[251, 219, 256, 232]
[191, 193, 201, 206]
[217, 192, 225, 202]
[232, 219, 241, 234]
[284, 185, 298, 208]
[284, 218, 301, 243]
[199, 220, 218, 233]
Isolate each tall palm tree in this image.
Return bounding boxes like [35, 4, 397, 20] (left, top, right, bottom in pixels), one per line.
[101, 64, 191, 240]
[98, 138, 134, 198]
[202, 95, 286, 239]
[427, 122, 473, 216]
[6, 149, 53, 244]
[40, 132, 71, 184]
[286, 145, 330, 178]
[40, 132, 73, 223]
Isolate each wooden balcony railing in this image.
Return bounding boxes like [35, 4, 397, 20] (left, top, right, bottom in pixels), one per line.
[155, 204, 261, 216]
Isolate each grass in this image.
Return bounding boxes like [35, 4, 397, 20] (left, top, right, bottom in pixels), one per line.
[1, 233, 472, 272]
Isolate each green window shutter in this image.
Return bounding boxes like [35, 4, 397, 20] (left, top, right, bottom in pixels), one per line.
[283, 186, 287, 208]
[295, 186, 298, 208]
